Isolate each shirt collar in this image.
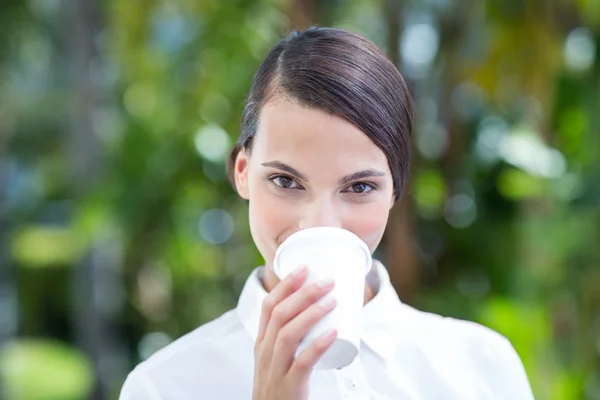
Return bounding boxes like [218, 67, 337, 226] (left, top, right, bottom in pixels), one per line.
[235, 266, 268, 345]
[235, 260, 407, 361]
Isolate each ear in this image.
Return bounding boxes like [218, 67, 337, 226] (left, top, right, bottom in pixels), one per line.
[389, 192, 396, 209]
[234, 149, 250, 200]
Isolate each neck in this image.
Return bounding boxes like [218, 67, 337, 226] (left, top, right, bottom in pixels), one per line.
[263, 265, 376, 305]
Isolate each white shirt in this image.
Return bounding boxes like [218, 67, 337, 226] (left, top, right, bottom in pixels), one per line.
[120, 261, 535, 400]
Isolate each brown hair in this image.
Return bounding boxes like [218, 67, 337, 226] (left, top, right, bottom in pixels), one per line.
[227, 26, 413, 201]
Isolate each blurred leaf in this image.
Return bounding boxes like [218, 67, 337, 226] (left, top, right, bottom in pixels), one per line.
[413, 169, 447, 217]
[0, 339, 94, 400]
[496, 168, 546, 199]
[10, 226, 82, 268]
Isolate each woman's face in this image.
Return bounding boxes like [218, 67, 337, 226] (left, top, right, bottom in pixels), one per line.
[234, 96, 395, 270]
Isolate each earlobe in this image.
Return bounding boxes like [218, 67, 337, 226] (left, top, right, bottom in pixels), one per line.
[234, 150, 250, 200]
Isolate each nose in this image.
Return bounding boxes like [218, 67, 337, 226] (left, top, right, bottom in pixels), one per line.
[298, 197, 343, 230]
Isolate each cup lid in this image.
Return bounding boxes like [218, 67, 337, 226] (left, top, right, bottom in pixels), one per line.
[273, 227, 372, 276]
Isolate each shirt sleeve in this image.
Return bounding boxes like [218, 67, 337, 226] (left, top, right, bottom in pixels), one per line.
[490, 336, 535, 400]
[119, 368, 163, 400]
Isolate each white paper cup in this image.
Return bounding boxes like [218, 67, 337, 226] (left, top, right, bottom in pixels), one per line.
[273, 227, 372, 369]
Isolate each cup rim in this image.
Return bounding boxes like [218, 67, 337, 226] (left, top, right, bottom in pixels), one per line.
[273, 227, 372, 278]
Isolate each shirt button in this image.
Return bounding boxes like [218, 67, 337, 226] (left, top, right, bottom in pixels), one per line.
[347, 379, 358, 390]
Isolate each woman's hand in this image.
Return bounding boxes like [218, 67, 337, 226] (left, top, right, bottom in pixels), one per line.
[252, 265, 338, 400]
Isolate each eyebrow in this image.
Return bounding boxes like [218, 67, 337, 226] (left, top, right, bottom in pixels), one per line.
[261, 161, 308, 181]
[338, 169, 386, 186]
[261, 161, 386, 185]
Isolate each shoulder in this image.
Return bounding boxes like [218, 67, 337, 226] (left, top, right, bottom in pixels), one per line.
[410, 307, 510, 348]
[139, 309, 248, 370]
[120, 309, 255, 400]
[404, 307, 534, 398]
[407, 306, 518, 364]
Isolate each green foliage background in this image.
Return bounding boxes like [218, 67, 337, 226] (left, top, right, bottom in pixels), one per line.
[0, 0, 599, 399]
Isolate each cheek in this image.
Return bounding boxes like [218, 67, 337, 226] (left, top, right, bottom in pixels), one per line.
[247, 179, 298, 259]
[342, 201, 391, 253]
[250, 196, 291, 237]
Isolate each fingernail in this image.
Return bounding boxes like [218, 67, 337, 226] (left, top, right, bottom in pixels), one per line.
[322, 328, 337, 341]
[318, 296, 336, 309]
[315, 278, 334, 288]
[292, 265, 307, 276]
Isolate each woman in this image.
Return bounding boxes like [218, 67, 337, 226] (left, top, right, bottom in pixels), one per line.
[120, 27, 534, 400]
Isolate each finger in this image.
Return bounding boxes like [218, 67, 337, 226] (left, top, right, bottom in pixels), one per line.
[262, 278, 334, 352]
[271, 295, 337, 373]
[260, 279, 335, 368]
[256, 265, 308, 346]
[289, 328, 338, 382]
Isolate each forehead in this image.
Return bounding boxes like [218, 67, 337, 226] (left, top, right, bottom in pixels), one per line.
[253, 98, 389, 171]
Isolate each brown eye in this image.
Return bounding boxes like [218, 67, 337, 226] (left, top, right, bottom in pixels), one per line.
[351, 183, 371, 193]
[273, 176, 296, 189]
